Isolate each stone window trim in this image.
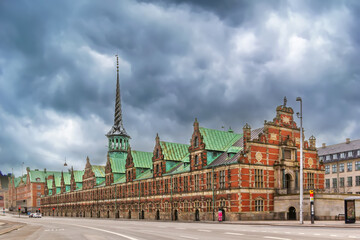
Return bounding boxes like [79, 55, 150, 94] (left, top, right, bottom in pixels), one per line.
[254, 198, 264, 212]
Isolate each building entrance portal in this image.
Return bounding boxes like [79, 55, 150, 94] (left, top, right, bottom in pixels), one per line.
[156, 210, 160, 220]
[288, 206, 296, 220]
[195, 209, 200, 221]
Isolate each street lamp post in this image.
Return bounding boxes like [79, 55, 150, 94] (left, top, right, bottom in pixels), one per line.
[296, 97, 303, 224]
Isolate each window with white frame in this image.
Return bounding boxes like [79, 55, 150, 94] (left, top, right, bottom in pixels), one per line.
[326, 155, 331, 161]
[325, 179, 330, 188]
[332, 164, 337, 173]
[255, 169, 264, 188]
[357, 150, 360, 156]
[348, 162, 353, 172]
[332, 154, 338, 160]
[339, 163, 344, 173]
[340, 153, 345, 158]
[348, 151, 353, 157]
[356, 161, 360, 171]
[255, 199, 264, 212]
[325, 165, 330, 174]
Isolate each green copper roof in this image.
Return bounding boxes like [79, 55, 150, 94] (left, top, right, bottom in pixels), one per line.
[73, 170, 84, 182]
[199, 127, 242, 151]
[160, 141, 190, 161]
[227, 146, 242, 154]
[92, 165, 105, 177]
[164, 162, 190, 175]
[132, 150, 153, 169]
[47, 179, 53, 189]
[113, 175, 126, 184]
[135, 169, 153, 180]
[109, 152, 127, 173]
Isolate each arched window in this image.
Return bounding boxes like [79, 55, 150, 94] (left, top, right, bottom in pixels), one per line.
[116, 139, 119, 149]
[195, 155, 199, 166]
[156, 149, 159, 158]
[194, 136, 199, 147]
[120, 139, 123, 149]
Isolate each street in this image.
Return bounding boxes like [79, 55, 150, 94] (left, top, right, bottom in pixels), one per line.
[0, 215, 360, 240]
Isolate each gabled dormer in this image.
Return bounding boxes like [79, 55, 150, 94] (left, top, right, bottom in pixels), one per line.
[82, 156, 96, 190]
[105, 153, 114, 186]
[189, 118, 207, 171]
[44, 177, 49, 196]
[152, 134, 166, 177]
[60, 171, 65, 194]
[52, 175, 56, 195]
[125, 146, 136, 182]
[70, 167, 76, 192]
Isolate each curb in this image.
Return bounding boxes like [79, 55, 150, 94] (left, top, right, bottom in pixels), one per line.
[0, 222, 25, 236]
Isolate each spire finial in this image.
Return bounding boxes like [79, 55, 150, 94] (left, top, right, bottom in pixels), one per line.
[106, 55, 129, 137]
[284, 96, 287, 107]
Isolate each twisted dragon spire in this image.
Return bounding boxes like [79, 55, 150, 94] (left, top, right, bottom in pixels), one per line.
[107, 55, 129, 137]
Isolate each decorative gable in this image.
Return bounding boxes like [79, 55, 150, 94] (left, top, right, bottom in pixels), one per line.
[152, 134, 165, 177]
[188, 118, 205, 152]
[125, 147, 136, 182]
[105, 153, 114, 186]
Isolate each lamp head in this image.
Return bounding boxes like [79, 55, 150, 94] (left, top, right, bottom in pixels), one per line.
[296, 97, 302, 102]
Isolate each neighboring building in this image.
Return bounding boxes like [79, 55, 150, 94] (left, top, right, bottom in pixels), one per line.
[318, 139, 360, 194]
[7, 168, 83, 212]
[41, 58, 324, 221]
[0, 172, 10, 209]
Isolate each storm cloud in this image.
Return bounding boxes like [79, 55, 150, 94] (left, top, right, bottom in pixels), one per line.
[1, 0, 360, 175]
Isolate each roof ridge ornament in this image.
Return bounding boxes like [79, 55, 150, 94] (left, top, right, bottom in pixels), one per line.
[284, 96, 287, 107]
[106, 55, 129, 137]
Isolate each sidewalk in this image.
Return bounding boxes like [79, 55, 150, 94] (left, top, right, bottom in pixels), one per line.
[214, 220, 360, 228]
[0, 219, 25, 235]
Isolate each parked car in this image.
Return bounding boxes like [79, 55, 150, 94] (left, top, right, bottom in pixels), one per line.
[33, 213, 42, 218]
[29, 213, 34, 218]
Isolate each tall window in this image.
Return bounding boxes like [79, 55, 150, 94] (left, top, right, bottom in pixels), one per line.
[165, 179, 169, 193]
[255, 199, 264, 212]
[194, 175, 199, 191]
[340, 177, 344, 187]
[307, 173, 314, 189]
[156, 149, 159, 158]
[347, 177, 353, 187]
[206, 200, 212, 212]
[325, 165, 330, 174]
[332, 178, 337, 188]
[355, 161, 360, 171]
[219, 170, 225, 189]
[356, 176, 360, 186]
[255, 169, 264, 188]
[195, 155, 199, 166]
[339, 163, 344, 173]
[194, 136, 199, 147]
[206, 172, 212, 190]
[184, 201, 188, 212]
[184, 176, 188, 192]
[357, 150, 360, 156]
[332, 164, 337, 173]
[325, 179, 330, 188]
[347, 162, 353, 172]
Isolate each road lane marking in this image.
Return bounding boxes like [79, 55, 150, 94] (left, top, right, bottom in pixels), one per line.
[225, 232, 244, 236]
[72, 224, 139, 240]
[176, 227, 186, 230]
[264, 237, 291, 240]
[180, 236, 198, 239]
[314, 233, 321, 236]
[349, 236, 360, 238]
[298, 233, 304, 235]
[198, 229, 211, 232]
[330, 235, 337, 237]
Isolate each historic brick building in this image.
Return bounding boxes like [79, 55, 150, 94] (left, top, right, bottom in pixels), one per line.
[40, 58, 324, 221]
[7, 168, 68, 212]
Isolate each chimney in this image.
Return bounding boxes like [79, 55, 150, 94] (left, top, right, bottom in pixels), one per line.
[322, 143, 326, 148]
[346, 138, 351, 144]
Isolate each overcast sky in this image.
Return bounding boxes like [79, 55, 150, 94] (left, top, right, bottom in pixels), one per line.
[1, 0, 360, 176]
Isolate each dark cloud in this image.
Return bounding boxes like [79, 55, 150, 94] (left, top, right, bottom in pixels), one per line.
[0, 0, 360, 176]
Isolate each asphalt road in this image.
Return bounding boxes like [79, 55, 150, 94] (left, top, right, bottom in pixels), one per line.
[0, 215, 360, 240]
